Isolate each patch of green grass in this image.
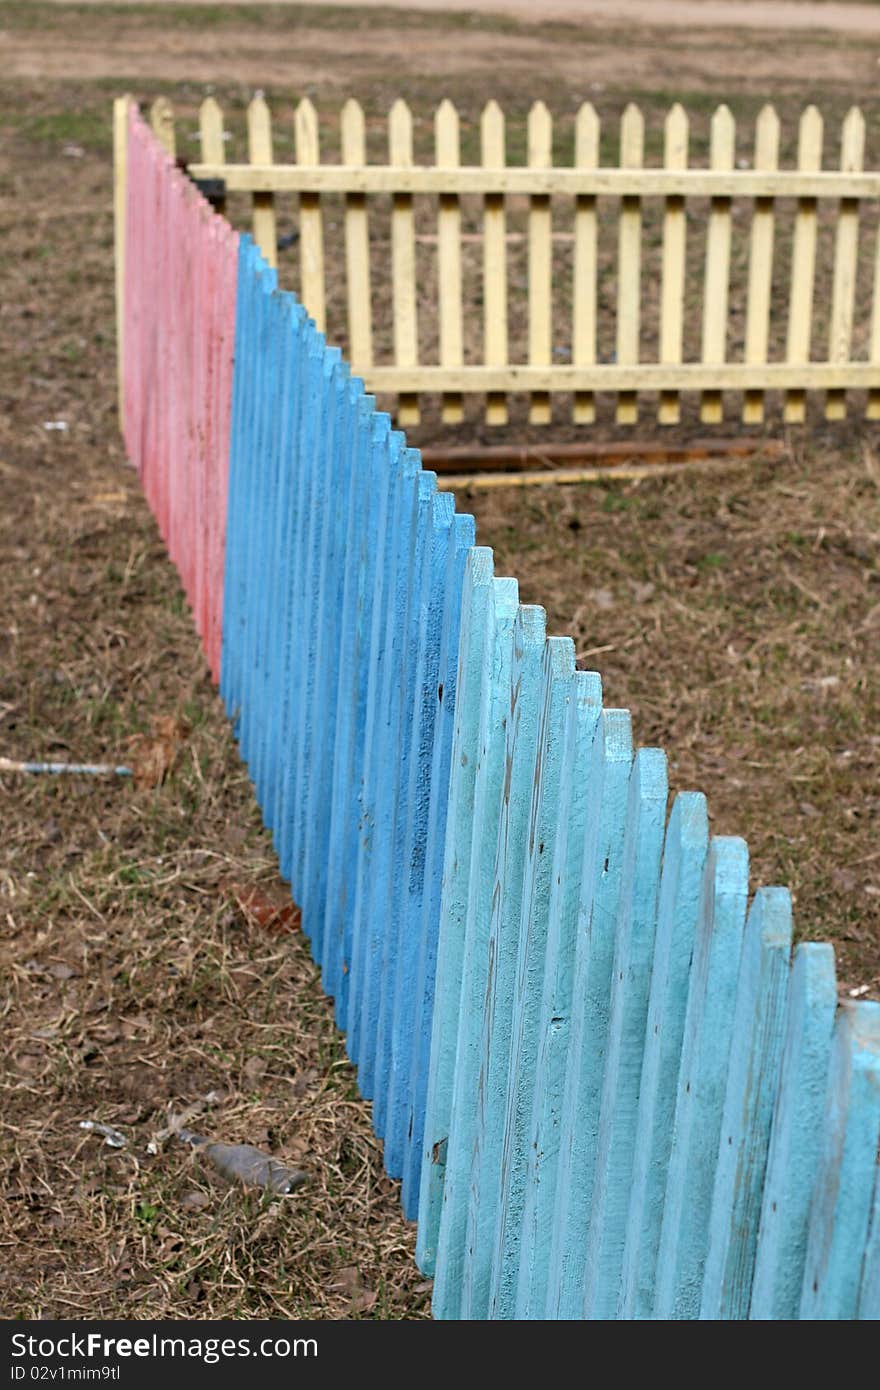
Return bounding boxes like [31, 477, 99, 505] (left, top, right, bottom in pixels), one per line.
[134, 1200, 159, 1227]
[0, 1, 524, 37]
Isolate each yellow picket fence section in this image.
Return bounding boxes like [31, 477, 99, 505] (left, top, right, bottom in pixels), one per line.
[156, 96, 880, 426]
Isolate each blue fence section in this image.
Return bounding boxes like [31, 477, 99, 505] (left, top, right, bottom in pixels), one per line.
[212, 235, 880, 1320]
[220, 237, 475, 1214]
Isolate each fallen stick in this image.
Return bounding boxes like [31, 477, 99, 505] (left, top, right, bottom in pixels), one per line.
[435, 455, 773, 491]
[424, 436, 786, 476]
[0, 757, 132, 776]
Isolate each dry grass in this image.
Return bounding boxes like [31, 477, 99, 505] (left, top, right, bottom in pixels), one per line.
[1, 1, 879, 1321]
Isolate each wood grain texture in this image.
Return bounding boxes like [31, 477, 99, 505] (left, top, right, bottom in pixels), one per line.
[295, 98, 324, 326]
[700, 887, 793, 1319]
[341, 100, 373, 369]
[618, 792, 709, 1319]
[826, 107, 865, 420]
[658, 104, 688, 426]
[653, 836, 749, 1319]
[800, 1002, 880, 1318]
[749, 943, 837, 1320]
[743, 106, 780, 424]
[784, 106, 823, 423]
[481, 100, 508, 425]
[700, 105, 735, 424]
[436, 101, 464, 424]
[573, 103, 599, 424]
[389, 99, 419, 425]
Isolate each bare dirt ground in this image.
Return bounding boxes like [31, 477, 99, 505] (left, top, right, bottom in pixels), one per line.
[37, 0, 880, 36]
[1, 0, 879, 1320]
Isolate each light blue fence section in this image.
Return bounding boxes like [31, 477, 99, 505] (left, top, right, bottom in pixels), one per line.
[218, 233, 880, 1321]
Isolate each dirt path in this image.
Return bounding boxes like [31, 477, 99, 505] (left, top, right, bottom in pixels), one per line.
[7, 3, 880, 91]
[40, 0, 880, 36]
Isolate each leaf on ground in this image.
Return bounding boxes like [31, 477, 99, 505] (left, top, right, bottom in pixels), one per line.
[329, 1265, 377, 1314]
[180, 1190, 211, 1212]
[126, 713, 190, 789]
[227, 882, 301, 935]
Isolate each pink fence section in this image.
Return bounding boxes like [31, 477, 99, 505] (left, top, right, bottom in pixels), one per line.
[122, 106, 238, 682]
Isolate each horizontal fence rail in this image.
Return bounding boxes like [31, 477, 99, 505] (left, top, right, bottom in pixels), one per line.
[117, 100, 880, 1320]
[151, 94, 880, 429]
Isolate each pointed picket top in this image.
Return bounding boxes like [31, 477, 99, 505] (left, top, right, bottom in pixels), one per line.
[247, 92, 273, 163]
[797, 105, 824, 171]
[840, 106, 866, 173]
[620, 102, 644, 168]
[341, 98, 366, 163]
[528, 101, 552, 168]
[481, 99, 505, 163]
[198, 97, 225, 163]
[435, 99, 460, 166]
[389, 98, 413, 164]
[575, 103, 599, 166]
[664, 103, 689, 169]
[295, 96, 319, 164]
[710, 104, 736, 170]
[754, 104, 780, 170]
[149, 96, 176, 158]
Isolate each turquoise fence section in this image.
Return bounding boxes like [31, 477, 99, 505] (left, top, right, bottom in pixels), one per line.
[123, 117, 880, 1319]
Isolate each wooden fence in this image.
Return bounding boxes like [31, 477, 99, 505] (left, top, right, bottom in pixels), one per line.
[118, 101, 880, 1319]
[148, 94, 880, 428]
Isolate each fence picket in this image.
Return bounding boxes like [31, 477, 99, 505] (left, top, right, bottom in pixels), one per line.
[653, 836, 750, 1318]
[785, 106, 823, 424]
[800, 1002, 880, 1318]
[749, 942, 837, 1319]
[616, 103, 644, 425]
[335, 429, 419, 1027]
[301, 361, 356, 958]
[459, 604, 547, 1319]
[294, 98, 325, 330]
[284, 337, 336, 900]
[868, 222, 880, 420]
[435, 101, 465, 425]
[700, 105, 735, 424]
[583, 746, 668, 1319]
[389, 100, 420, 426]
[743, 105, 780, 425]
[700, 886, 793, 1319]
[254, 294, 301, 817]
[280, 329, 333, 894]
[396, 508, 476, 1216]
[658, 104, 688, 426]
[149, 96, 175, 157]
[489, 636, 577, 1318]
[415, 552, 508, 1274]
[346, 456, 425, 1058]
[341, 99, 373, 370]
[430, 577, 520, 1314]
[512, 668, 603, 1318]
[247, 95, 277, 270]
[545, 708, 634, 1318]
[826, 107, 865, 421]
[528, 102, 553, 425]
[324, 405, 392, 997]
[198, 98, 226, 215]
[113, 96, 130, 421]
[482, 101, 508, 426]
[373, 489, 456, 1144]
[618, 792, 709, 1319]
[573, 103, 599, 425]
